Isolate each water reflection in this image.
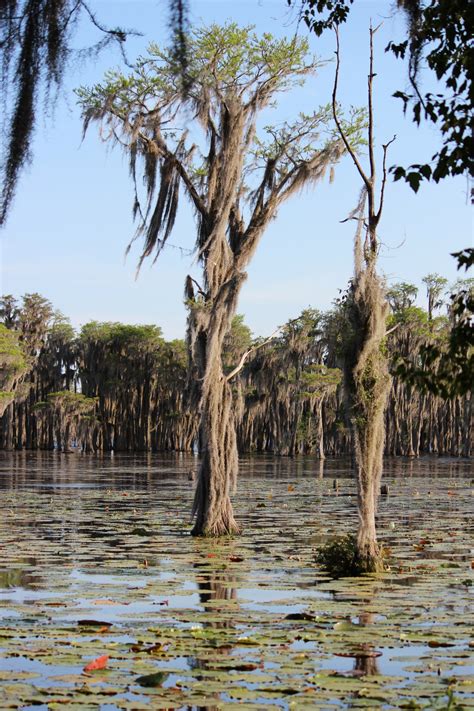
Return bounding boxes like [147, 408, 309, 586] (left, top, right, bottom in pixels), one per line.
[0, 451, 472, 494]
[188, 565, 238, 711]
[317, 458, 324, 479]
[197, 569, 237, 617]
[352, 612, 380, 676]
[0, 452, 472, 707]
[0, 566, 41, 590]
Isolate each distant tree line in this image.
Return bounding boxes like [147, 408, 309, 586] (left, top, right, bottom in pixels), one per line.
[0, 282, 471, 457]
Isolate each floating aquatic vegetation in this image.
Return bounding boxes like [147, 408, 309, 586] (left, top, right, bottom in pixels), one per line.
[0, 452, 472, 709]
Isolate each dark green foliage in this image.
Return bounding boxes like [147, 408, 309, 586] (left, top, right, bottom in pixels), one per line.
[0, 323, 29, 414]
[223, 315, 253, 372]
[44, 391, 97, 452]
[0, 294, 20, 328]
[17, 292, 54, 353]
[388, 304, 430, 333]
[387, 282, 418, 312]
[77, 321, 195, 452]
[453, 247, 474, 272]
[47, 390, 96, 409]
[422, 273, 448, 321]
[290, 0, 354, 37]
[300, 363, 341, 398]
[0, 294, 54, 418]
[0, 290, 471, 456]
[388, 0, 473, 186]
[236, 308, 342, 457]
[395, 293, 473, 398]
[0, 324, 28, 381]
[80, 321, 163, 349]
[315, 534, 385, 577]
[395, 253, 473, 398]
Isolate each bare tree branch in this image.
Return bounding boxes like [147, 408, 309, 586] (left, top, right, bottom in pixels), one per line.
[332, 25, 370, 191]
[225, 312, 315, 382]
[377, 134, 396, 222]
[225, 327, 282, 382]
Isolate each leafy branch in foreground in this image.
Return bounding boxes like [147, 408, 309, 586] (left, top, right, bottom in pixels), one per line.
[289, 0, 473, 193]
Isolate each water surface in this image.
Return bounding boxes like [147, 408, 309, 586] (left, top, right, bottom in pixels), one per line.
[0, 452, 472, 709]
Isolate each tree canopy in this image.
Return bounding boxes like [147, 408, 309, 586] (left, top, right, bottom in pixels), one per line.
[76, 22, 363, 271]
[394, 256, 474, 398]
[2, 286, 470, 458]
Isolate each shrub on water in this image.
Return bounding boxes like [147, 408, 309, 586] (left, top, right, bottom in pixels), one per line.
[315, 534, 388, 577]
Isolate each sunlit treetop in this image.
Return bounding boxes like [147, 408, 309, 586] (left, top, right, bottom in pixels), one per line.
[79, 24, 315, 109]
[79, 322, 163, 347]
[76, 22, 366, 271]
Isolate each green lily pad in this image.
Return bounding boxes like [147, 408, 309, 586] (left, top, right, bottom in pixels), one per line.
[135, 671, 169, 687]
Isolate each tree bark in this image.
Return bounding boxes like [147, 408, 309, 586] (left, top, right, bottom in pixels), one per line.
[348, 255, 390, 573]
[190, 273, 244, 537]
[317, 397, 325, 459]
[191, 372, 240, 536]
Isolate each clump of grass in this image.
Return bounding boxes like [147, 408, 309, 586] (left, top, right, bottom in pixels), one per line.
[315, 534, 388, 578]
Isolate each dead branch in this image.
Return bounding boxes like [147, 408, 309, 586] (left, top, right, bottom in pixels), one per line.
[385, 323, 400, 336]
[377, 134, 397, 221]
[225, 312, 314, 382]
[332, 26, 370, 192]
[225, 327, 281, 382]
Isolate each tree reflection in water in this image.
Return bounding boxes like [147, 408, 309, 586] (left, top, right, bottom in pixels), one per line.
[0, 561, 40, 590]
[187, 564, 238, 711]
[352, 611, 380, 676]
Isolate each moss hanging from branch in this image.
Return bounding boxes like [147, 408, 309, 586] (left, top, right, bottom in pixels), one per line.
[0, 1, 192, 225]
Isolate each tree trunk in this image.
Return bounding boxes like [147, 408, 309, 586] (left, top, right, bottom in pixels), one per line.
[191, 372, 240, 536]
[354, 420, 385, 571]
[462, 396, 471, 458]
[317, 397, 325, 459]
[190, 273, 244, 537]
[346, 258, 390, 574]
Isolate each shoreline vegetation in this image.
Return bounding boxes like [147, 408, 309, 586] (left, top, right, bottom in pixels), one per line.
[0, 288, 471, 458]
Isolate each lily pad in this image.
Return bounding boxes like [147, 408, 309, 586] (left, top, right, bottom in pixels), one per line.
[0, 453, 472, 709]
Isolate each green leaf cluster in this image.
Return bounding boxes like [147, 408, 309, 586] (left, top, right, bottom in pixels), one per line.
[0, 324, 28, 386]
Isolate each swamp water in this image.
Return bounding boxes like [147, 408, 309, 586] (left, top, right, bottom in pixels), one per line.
[0, 452, 472, 710]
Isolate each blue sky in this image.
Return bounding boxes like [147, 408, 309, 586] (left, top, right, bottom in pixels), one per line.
[1, 0, 471, 339]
